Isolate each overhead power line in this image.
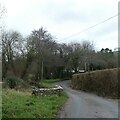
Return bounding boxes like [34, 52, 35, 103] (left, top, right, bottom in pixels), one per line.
[60, 14, 118, 41]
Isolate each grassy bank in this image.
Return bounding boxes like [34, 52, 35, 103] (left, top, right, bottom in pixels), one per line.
[42, 79, 61, 83]
[2, 88, 68, 118]
[71, 68, 118, 98]
[29, 79, 61, 88]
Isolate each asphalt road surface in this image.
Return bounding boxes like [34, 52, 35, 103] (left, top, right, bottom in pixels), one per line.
[54, 80, 118, 118]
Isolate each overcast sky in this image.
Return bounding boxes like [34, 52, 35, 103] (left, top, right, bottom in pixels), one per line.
[2, 0, 119, 51]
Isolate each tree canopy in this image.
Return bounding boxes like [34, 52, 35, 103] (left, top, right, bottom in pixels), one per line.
[2, 27, 117, 83]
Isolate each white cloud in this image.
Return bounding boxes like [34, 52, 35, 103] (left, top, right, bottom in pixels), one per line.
[3, 0, 35, 16]
[2, 0, 119, 50]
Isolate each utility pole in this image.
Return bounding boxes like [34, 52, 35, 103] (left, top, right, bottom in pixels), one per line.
[85, 62, 87, 72]
[41, 60, 43, 81]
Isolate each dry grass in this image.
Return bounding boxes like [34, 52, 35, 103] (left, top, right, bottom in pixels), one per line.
[71, 68, 119, 98]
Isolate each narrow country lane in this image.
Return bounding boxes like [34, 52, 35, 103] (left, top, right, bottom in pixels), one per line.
[54, 80, 118, 118]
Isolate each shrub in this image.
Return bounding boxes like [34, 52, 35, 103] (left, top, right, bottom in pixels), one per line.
[4, 76, 31, 90]
[27, 74, 35, 83]
[4, 76, 17, 89]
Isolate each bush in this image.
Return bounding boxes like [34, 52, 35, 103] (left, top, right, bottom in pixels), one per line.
[4, 76, 31, 90]
[4, 76, 17, 89]
[71, 68, 119, 98]
[27, 74, 35, 83]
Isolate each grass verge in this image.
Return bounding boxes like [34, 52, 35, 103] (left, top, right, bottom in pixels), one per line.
[42, 79, 61, 83]
[39, 82, 55, 88]
[2, 88, 68, 118]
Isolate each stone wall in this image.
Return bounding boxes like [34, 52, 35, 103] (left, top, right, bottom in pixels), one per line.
[32, 85, 63, 96]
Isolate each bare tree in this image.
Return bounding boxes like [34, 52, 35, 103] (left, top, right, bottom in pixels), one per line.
[28, 27, 54, 81]
[2, 30, 23, 79]
[0, 4, 6, 81]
